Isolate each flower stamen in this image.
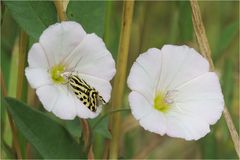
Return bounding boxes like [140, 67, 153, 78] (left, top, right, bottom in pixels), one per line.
[50, 64, 66, 84]
[154, 92, 170, 112]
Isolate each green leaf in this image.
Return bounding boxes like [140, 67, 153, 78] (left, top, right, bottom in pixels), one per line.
[89, 116, 112, 139]
[4, 1, 57, 41]
[200, 130, 217, 158]
[4, 97, 84, 159]
[67, 1, 105, 37]
[64, 118, 82, 141]
[213, 21, 238, 61]
[178, 1, 193, 42]
[1, 8, 19, 89]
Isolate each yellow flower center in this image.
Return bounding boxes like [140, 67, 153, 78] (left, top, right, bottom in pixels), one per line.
[50, 64, 66, 84]
[154, 92, 170, 112]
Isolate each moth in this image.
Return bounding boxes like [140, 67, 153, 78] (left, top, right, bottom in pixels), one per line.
[62, 73, 106, 112]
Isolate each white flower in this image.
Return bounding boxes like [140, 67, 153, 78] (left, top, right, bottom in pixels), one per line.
[25, 21, 116, 120]
[127, 45, 224, 140]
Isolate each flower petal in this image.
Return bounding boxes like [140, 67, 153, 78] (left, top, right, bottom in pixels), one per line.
[36, 85, 59, 112]
[39, 21, 86, 66]
[165, 107, 210, 140]
[78, 73, 112, 103]
[127, 48, 162, 102]
[67, 33, 116, 81]
[25, 67, 52, 89]
[174, 72, 224, 125]
[139, 110, 167, 136]
[37, 84, 100, 119]
[51, 86, 77, 120]
[127, 45, 224, 140]
[128, 91, 153, 120]
[157, 45, 209, 91]
[28, 43, 49, 68]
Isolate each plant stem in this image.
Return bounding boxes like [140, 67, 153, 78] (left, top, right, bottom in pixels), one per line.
[88, 145, 94, 160]
[80, 119, 92, 155]
[54, 0, 66, 22]
[0, 69, 7, 96]
[16, 31, 28, 99]
[109, 1, 134, 159]
[103, 0, 112, 45]
[1, 69, 22, 159]
[190, 0, 240, 158]
[13, 30, 28, 159]
[92, 108, 130, 130]
[190, 0, 214, 70]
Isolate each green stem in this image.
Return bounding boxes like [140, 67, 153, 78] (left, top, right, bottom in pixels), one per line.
[109, 1, 134, 159]
[103, 0, 112, 45]
[92, 108, 130, 130]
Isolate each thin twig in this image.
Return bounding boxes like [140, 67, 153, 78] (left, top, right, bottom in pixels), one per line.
[108, 1, 135, 159]
[190, 0, 240, 157]
[54, 0, 66, 22]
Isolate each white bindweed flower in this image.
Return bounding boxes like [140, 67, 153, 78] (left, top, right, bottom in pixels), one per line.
[127, 45, 224, 140]
[25, 21, 116, 120]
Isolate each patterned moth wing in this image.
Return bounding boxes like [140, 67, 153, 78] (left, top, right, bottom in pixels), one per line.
[68, 74, 106, 112]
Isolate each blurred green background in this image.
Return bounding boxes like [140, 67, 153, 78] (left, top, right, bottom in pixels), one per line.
[1, 1, 239, 159]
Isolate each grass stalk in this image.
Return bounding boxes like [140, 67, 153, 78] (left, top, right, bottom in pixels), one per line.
[103, 0, 112, 45]
[12, 30, 28, 159]
[54, 0, 66, 22]
[16, 31, 28, 99]
[109, 1, 134, 159]
[1, 68, 22, 159]
[190, 0, 240, 157]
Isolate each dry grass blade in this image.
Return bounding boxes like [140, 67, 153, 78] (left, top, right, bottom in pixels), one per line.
[223, 107, 240, 157]
[54, 0, 66, 22]
[109, 1, 135, 159]
[190, 0, 214, 71]
[190, 0, 240, 157]
[16, 31, 28, 99]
